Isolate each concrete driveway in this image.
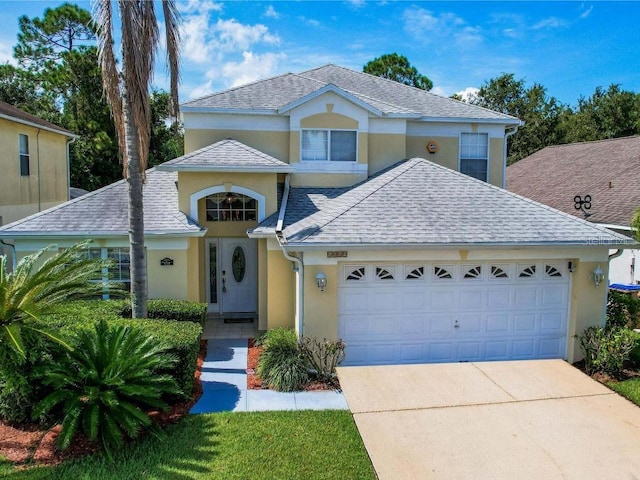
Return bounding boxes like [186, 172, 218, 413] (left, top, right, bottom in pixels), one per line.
[337, 360, 640, 479]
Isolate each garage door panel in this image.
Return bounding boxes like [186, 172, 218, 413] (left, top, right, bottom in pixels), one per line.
[339, 260, 569, 365]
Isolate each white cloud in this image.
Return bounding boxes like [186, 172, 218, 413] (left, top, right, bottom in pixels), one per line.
[579, 5, 594, 19]
[178, 0, 222, 14]
[188, 80, 215, 100]
[402, 7, 482, 47]
[532, 17, 567, 30]
[348, 0, 366, 8]
[430, 86, 447, 97]
[454, 87, 479, 102]
[0, 41, 16, 66]
[221, 51, 286, 87]
[298, 16, 321, 28]
[214, 18, 280, 52]
[181, 12, 213, 63]
[264, 5, 279, 19]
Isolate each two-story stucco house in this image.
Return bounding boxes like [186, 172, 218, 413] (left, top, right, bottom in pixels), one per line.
[0, 65, 634, 365]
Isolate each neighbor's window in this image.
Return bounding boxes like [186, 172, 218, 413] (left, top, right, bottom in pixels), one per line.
[19, 134, 29, 176]
[460, 132, 488, 181]
[205, 193, 257, 222]
[301, 129, 357, 162]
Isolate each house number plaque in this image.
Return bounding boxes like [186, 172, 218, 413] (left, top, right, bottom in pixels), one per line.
[160, 257, 174, 266]
[327, 251, 348, 258]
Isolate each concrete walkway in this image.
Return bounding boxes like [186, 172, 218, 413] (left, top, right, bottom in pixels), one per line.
[190, 338, 348, 413]
[338, 360, 640, 480]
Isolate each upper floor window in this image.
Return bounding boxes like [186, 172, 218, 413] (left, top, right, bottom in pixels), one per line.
[19, 134, 29, 176]
[301, 129, 357, 162]
[460, 132, 488, 181]
[206, 193, 257, 222]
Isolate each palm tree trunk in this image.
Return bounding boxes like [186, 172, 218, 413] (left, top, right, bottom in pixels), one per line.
[124, 96, 148, 318]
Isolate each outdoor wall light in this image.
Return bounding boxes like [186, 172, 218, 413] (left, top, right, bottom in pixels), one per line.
[592, 265, 605, 287]
[315, 272, 327, 291]
[568, 261, 575, 273]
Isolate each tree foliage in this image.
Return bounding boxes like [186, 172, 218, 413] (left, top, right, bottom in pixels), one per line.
[363, 53, 433, 91]
[0, 3, 183, 192]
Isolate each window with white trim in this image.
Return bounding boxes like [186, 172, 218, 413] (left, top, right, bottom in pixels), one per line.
[85, 247, 132, 298]
[301, 129, 357, 162]
[19, 134, 29, 176]
[460, 132, 488, 181]
[205, 193, 257, 222]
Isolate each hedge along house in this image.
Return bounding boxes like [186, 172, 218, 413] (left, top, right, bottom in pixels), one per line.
[0, 65, 635, 365]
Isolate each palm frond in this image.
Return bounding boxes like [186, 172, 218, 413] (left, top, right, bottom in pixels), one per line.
[162, 0, 181, 118]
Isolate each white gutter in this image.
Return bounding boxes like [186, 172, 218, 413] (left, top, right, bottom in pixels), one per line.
[274, 175, 304, 336]
[503, 125, 520, 189]
[0, 113, 78, 139]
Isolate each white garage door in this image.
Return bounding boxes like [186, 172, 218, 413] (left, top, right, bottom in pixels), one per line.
[338, 261, 570, 365]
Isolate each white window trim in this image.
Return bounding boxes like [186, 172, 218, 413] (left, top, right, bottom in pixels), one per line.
[190, 185, 266, 223]
[300, 128, 358, 163]
[459, 132, 489, 182]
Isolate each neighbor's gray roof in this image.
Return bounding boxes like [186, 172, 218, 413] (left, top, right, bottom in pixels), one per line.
[254, 158, 634, 247]
[0, 169, 204, 237]
[183, 64, 520, 123]
[507, 136, 640, 227]
[0, 101, 77, 138]
[157, 138, 293, 173]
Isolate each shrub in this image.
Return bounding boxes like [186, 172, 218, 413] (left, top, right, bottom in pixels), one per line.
[257, 328, 309, 392]
[120, 299, 207, 327]
[607, 291, 640, 329]
[579, 326, 636, 376]
[35, 321, 180, 458]
[299, 336, 346, 383]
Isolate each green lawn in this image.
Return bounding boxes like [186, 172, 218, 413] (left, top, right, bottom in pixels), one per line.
[607, 377, 640, 406]
[0, 410, 374, 480]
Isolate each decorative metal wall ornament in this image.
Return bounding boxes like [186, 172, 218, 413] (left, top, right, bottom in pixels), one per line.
[574, 195, 592, 218]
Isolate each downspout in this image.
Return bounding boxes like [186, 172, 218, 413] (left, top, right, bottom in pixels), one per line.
[502, 125, 519, 189]
[1, 240, 17, 271]
[66, 137, 76, 201]
[36, 129, 41, 212]
[609, 249, 624, 261]
[275, 174, 304, 336]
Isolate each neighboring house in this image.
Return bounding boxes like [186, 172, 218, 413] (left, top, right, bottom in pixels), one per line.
[507, 136, 640, 287]
[0, 65, 634, 365]
[0, 101, 77, 266]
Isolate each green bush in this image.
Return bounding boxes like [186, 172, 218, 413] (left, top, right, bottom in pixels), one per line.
[579, 326, 636, 376]
[40, 301, 202, 398]
[35, 321, 179, 458]
[257, 328, 309, 392]
[120, 299, 207, 326]
[607, 291, 640, 329]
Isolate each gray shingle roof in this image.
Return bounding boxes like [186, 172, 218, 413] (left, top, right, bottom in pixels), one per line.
[262, 158, 634, 247]
[0, 101, 76, 137]
[157, 139, 293, 172]
[507, 136, 640, 227]
[0, 169, 204, 237]
[183, 65, 520, 123]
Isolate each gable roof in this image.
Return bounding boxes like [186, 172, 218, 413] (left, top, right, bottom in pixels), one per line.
[157, 138, 293, 173]
[0, 101, 76, 138]
[252, 158, 633, 248]
[507, 136, 640, 227]
[183, 64, 520, 124]
[0, 169, 204, 238]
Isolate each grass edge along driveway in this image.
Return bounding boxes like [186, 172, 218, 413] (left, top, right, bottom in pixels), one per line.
[0, 410, 375, 480]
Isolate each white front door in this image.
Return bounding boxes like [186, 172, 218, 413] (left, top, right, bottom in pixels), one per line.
[206, 238, 257, 313]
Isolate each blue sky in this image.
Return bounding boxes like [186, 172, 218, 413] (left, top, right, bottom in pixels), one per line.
[0, 1, 638, 106]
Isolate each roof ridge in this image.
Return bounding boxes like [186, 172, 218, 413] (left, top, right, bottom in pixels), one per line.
[181, 71, 296, 106]
[420, 158, 632, 241]
[539, 135, 640, 150]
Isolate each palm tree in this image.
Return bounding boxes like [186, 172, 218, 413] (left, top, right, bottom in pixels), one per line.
[93, 1, 180, 318]
[0, 241, 109, 360]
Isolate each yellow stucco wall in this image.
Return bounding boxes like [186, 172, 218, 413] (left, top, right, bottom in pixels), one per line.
[300, 113, 357, 130]
[489, 138, 504, 187]
[147, 249, 189, 299]
[184, 129, 290, 161]
[0, 118, 69, 224]
[567, 260, 608, 362]
[302, 264, 339, 340]
[266, 248, 295, 330]
[187, 237, 204, 302]
[368, 133, 406, 176]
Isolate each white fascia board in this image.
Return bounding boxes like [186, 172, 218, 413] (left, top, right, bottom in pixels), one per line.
[0, 230, 206, 239]
[278, 84, 383, 117]
[0, 114, 79, 139]
[597, 223, 632, 231]
[180, 107, 278, 115]
[247, 230, 275, 239]
[418, 116, 523, 126]
[157, 164, 294, 173]
[281, 241, 638, 251]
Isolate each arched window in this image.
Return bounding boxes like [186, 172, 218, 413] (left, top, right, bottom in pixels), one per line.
[205, 193, 257, 222]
